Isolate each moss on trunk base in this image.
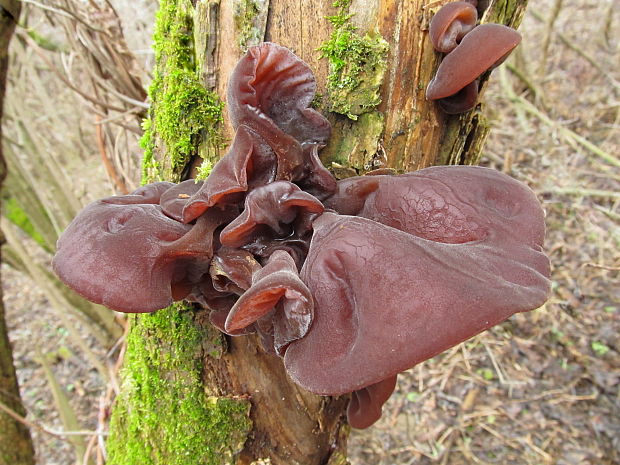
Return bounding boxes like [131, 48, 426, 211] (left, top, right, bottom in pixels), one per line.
[107, 306, 251, 465]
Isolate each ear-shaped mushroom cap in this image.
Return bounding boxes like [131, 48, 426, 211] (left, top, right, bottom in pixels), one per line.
[121, 182, 176, 204]
[53, 200, 191, 312]
[53, 183, 236, 313]
[426, 23, 521, 100]
[429, 1, 478, 53]
[227, 42, 331, 146]
[160, 179, 204, 222]
[181, 43, 335, 223]
[286, 167, 550, 395]
[325, 166, 544, 246]
[181, 126, 257, 223]
[347, 375, 398, 429]
[225, 250, 313, 353]
[209, 247, 262, 295]
[220, 180, 324, 248]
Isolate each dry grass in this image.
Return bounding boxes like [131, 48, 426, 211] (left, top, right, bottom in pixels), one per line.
[2, 0, 619, 464]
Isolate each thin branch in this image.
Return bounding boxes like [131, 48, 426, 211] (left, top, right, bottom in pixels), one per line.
[537, 0, 563, 78]
[21, 0, 109, 35]
[505, 87, 620, 169]
[17, 29, 129, 113]
[545, 187, 620, 199]
[95, 115, 129, 193]
[531, 9, 620, 91]
[0, 400, 108, 439]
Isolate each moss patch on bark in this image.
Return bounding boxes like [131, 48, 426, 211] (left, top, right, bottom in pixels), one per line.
[107, 306, 251, 465]
[318, 0, 388, 173]
[140, 0, 224, 183]
[318, 0, 388, 120]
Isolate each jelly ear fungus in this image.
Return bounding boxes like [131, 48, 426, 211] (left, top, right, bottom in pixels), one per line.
[54, 42, 550, 433]
[427, 2, 522, 113]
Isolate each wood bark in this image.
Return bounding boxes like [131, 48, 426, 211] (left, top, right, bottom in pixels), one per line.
[0, 1, 37, 464]
[109, 1, 529, 464]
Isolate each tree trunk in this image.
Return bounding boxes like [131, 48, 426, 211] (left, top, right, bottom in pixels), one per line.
[0, 1, 37, 464]
[107, 1, 528, 464]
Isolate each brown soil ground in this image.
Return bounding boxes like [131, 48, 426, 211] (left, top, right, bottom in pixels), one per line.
[2, 0, 618, 464]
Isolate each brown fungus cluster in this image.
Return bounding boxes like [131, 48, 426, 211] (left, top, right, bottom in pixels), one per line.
[53, 43, 550, 429]
[426, 1, 522, 114]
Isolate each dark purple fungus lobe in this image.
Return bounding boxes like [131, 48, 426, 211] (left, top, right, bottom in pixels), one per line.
[160, 179, 204, 221]
[227, 42, 331, 150]
[429, 1, 478, 53]
[286, 167, 550, 395]
[124, 181, 176, 204]
[181, 126, 257, 223]
[204, 248, 261, 336]
[326, 166, 545, 245]
[220, 180, 324, 248]
[53, 197, 190, 312]
[210, 247, 261, 294]
[225, 250, 313, 354]
[426, 23, 522, 101]
[52, 182, 239, 313]
[437, 79, 479, 114]
[347, 375, 398, 429]
[182, 43, 336, 223]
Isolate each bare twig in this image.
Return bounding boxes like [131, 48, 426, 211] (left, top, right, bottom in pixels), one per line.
[538, 0, 563, 78]
[0, 400, 108, 440]
[504, 87, 620, 169]
[95, 115, 129, 193]
[545, 187, 620, 199]
[22, 0, 109, 35]
[17, 29, 128, 113]
[531, 9, 620, 91]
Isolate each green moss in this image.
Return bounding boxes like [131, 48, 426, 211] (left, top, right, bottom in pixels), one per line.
[325, 111, 384, 171]
[483, 0, 527, 27]
[194, 158, 214, 181]
[233, 0, 261, 50]
[26, 28, 62, 52]
[3, 197, 49, 251]
[141, 0, 224, 184]
[107, 305, 251, 465]
[318, 0, 389, 119]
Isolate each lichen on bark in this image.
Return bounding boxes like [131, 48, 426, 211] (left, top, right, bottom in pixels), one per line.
[318, 0, 389, 173]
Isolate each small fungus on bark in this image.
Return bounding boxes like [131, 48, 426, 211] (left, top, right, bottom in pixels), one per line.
[53, 42, 550, 429]
[427, 2, 522, 114]
[429, 1, 478, 53]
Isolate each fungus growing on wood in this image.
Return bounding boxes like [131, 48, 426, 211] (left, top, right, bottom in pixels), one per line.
[347, 376, 398, 430]
[429, 1, 478, 53]
[52, 183, 222, 313]
[284, 171, 550, 394]
[53, 42, 550, 430]
[427, 5, 522, 114]
[225, 249, 314, 355]
[220, 181, 324, 249]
